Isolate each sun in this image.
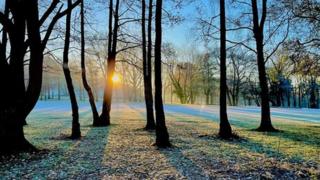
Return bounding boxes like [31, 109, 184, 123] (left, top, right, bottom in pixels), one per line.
[112, 73, 121, 83]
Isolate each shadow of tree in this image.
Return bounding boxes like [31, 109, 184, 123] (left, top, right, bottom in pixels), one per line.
[257, 127, 320, 148]
[159, 147, 210, 179]
[50, 126, 111, 178]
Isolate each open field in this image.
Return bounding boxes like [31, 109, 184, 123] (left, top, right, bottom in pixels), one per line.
[0, 101, 319, 179]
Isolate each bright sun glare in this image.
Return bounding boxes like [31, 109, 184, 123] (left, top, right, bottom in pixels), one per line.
[112, 73, 121, 83]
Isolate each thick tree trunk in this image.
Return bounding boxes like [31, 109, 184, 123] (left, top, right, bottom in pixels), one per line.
[251, 0, 276, 132]
[1, 0, 81, 154]
[142, 0, 156, 130]
[0, 105, 36, 154]
[63, 0, 81, 139]
[0, 0, 37, 154]
[219, 0, 233, 139]
[154, 0, 170, 147]
[80, 0, 99, 125]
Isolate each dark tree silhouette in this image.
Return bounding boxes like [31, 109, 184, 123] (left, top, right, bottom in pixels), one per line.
[219, 0, 233, 139]
[142, 0, 156, 130]
[63, 0, 81, 139]
[0, 0, 81, 153]
[80, 0, 100, 125]
[154, 0, 170, 147]
[0, 0, 80, 153]
[251, 0, 277, 132]
[98, 0, 120, 126]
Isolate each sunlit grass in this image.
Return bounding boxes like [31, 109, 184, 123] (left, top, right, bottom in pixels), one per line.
[0, 102, 319, 179]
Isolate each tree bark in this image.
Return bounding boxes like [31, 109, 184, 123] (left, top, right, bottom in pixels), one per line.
[154, 0, 170, 147]
[99, 0, 120, 126]
[219, 0, 233, 139]
[0, 109, 36, 154]
[0, 0, 36, 154]
[63, 0, 81, 139]
[251, 0, 277, 132]
[142, 0, 156, 130]
[80, 0, 100, 125]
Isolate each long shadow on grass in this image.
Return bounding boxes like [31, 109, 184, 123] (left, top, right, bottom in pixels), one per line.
[225, 136, 308, 164]
[128, 104, 209, 178]
[258, 128, 320, 148]
[159, 147, 210, 179]
[167, 112, 307, 165]
[164, 106, 320, 149]
[50, 125, 111, 178]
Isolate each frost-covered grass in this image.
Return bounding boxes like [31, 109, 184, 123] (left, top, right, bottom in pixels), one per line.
[0, 101, 319, 179]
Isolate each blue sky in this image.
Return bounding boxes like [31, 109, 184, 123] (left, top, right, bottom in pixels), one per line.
[0, 0, 290, 58]
[0, 0, 215, 48]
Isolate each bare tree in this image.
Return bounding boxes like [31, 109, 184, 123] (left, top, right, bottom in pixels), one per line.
[251, 0, 277, 131]
[0, 0, 80, 153]
[80, 0, 100, 125]
[219, 0, 233, 139]
[142, 0, 156, 130]
[154, 0, 170, 147]
[97, 0, 120, 126]
[63, 0, 81, 139]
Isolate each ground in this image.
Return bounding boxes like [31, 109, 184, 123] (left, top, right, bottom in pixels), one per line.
[0, 101, 319, 179]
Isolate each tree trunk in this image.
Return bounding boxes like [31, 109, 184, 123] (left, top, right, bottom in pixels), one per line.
[0, 108, 36, 154]
[1, 0, 81, 154]
[287, 91, 291, 107]
[142, 0, 156, 130]
[63, 0, 81, 139]
[98, 0, 120, 126]
[154, 0, 170, 147]
[251, 0, 276, 132]
[58, 80, 61, 100]
[80, 0, 99, 125]
[99, 54, 115, 126]
[219, 0, 233, 139]
[310, 83, 317, 109]
[292, 87, 296, 107]
[0, 0, 37, 154]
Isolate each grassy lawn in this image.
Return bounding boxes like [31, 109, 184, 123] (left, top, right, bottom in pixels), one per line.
[0, 104, 319, 179]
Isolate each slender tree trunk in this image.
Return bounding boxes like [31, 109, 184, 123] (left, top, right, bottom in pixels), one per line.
[99, 0, 120, 126]
[287, 90, 291, 107]
[58, 80, 61, 100]
[292, 87, 297, 108]
[80, 0, 99, 125]
[142, 0, 156, 130]
[154, 0, 170, 147]
[100, 54, 115, 125]
[97, 0, 114, 126]
[63, 0, 81, 139]
[219, 0, 233, 139]
[310, 82, 317, 108]
[251, 0, 276, 132]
